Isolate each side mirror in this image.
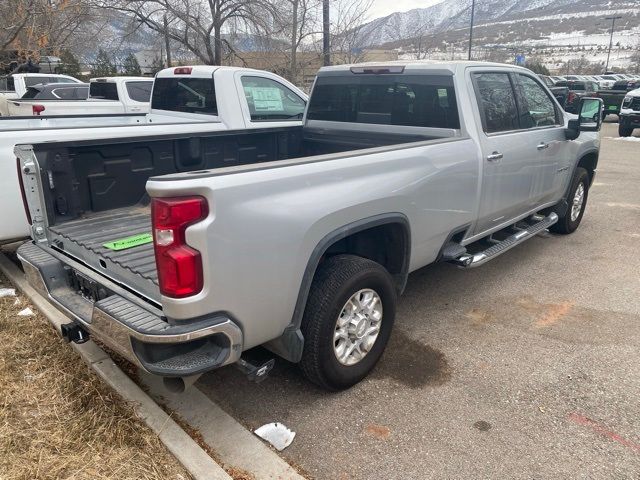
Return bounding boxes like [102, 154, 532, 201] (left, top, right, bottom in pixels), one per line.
[566, 97, 604, 140]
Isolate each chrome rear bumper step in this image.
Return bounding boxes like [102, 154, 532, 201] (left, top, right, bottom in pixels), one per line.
[16, 241, 243, 377]
[449, 213, 558, 268]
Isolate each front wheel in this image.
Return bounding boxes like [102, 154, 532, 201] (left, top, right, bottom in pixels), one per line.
[299, 254, 396, 390]
[550, 167, 589, 235]
[619, 124, 633, 137]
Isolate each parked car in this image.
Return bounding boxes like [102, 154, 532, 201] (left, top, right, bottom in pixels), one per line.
[619, 88, 640, 137]
[7, 77, 153, 116]
[596, 80, 640, 119]
[555, 80, 599, 113]
[595, 75, 618, 89]
[15, 62, 603, 391]
[0, 73, 82, 115]
[539, 75, 569, 109]
[37, 56, 64, 74]
[20, 83, 89, 101]
[0, 66, 308, 241]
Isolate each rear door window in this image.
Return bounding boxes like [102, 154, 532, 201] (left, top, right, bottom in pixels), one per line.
[151, 77, 217, 115]
[473, 73, 519, 133]
[241, 76, 306, 121]
[125, 81, 153, 102]
[307, 74, 460, 129]
[90, 82, 119, 100]
[74, 86, 89, 99]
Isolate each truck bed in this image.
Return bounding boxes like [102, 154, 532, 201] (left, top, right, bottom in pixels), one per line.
[22, 125, 449, 307]
[49, 205, 159, 300]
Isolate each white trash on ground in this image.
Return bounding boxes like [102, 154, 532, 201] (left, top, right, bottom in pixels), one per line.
[254, 422, 296, 451]
[0, 288, 16, 298]
[18, 308, 34, 316]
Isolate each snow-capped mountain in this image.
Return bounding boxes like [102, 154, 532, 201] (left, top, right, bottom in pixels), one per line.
[356, 0, 640, 48]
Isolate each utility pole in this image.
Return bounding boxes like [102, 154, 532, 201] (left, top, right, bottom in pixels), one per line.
[604, 16, 622, 73]
[323, 0, 330, 66]
[468, 0, 476, 61]
[163, 14, 172, 68]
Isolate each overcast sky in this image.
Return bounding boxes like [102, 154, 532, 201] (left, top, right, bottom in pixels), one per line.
[369, 0, 443, 20]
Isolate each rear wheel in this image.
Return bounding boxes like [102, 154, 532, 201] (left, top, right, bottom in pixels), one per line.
[550, 167, 589, 235]
[619, 124, 633, 137]
[299, 254, 396, 390]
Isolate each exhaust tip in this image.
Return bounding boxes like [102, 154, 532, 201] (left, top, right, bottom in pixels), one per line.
[162, 374, 201, 394]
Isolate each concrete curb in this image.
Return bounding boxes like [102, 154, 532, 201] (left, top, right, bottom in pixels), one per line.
[0, 252, 231, 480]
[142, 373, 306, 480]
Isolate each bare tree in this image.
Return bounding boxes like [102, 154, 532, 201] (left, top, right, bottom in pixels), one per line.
[0, 0, 93, 55]
[94, 0, 276, 65]
[410, 27, 433, 60]
[285, 0, 322, 81]
[328, 0, 373, 64]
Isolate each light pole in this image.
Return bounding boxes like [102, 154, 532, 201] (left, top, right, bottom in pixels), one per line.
[468, 0, 476, 60]
[323, 0, 331, 66]
[604, 16, 622, 73]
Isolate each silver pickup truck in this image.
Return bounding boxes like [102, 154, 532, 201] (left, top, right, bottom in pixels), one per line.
[16, 61, 603, 391]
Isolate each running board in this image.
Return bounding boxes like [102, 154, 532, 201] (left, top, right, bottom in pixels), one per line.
[449, 213, 558, 268]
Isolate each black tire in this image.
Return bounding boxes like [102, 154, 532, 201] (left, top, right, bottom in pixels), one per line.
[299, 254, 396, 390]
[619, 124, 633, 137]
[550, 167, 589, 235]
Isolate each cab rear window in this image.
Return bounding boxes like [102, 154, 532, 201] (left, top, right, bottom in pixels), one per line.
[90, 82, 119, 100]
[151, 78, 217, 115]
[307, 74, 460, 129]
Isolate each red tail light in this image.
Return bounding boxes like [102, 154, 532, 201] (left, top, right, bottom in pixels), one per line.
[152, 196, 208, 298]
[32, 104, 45, 115]
[174, 67, 193, 75]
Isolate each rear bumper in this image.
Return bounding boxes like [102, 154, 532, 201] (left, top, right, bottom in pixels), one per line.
[17, 242, 243, 377]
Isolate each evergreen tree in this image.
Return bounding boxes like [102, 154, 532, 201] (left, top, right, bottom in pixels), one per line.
[122, 53, 142, 76]
[58, 49, 82, 78]
[91, 49, 117, 77]
[148, 55, 165, 76]
[524, 60, 550, 76]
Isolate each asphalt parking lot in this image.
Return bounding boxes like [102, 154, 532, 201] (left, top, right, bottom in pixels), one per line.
[198, 121, 640, 479]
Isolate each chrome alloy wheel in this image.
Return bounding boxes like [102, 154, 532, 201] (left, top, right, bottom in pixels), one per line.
[333, 289, 383, 366]
[571, 182, 585, 222]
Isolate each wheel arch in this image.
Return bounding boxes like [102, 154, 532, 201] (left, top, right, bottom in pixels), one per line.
[576, 149, 599, 187]
[264, 213, 411, 363]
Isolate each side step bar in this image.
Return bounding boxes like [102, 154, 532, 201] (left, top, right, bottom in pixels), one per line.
[449, 213, 558, 268]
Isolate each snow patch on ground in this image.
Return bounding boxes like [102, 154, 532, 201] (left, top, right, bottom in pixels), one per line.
[611, 136, 640, 142]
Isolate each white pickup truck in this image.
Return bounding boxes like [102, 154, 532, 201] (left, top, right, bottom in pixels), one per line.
[0, 66, 307, 241]
[0, 73, 82, 116]
[6, 77, 154, 116]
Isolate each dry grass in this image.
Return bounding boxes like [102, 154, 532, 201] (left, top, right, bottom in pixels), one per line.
[0, 273, 191, 480]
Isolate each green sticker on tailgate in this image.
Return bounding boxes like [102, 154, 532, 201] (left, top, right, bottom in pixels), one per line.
[103, 233, 153, 251]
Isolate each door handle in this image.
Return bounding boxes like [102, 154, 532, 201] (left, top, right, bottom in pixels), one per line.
[487, 152, 503, 162]
[537, 142, 549, 150]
